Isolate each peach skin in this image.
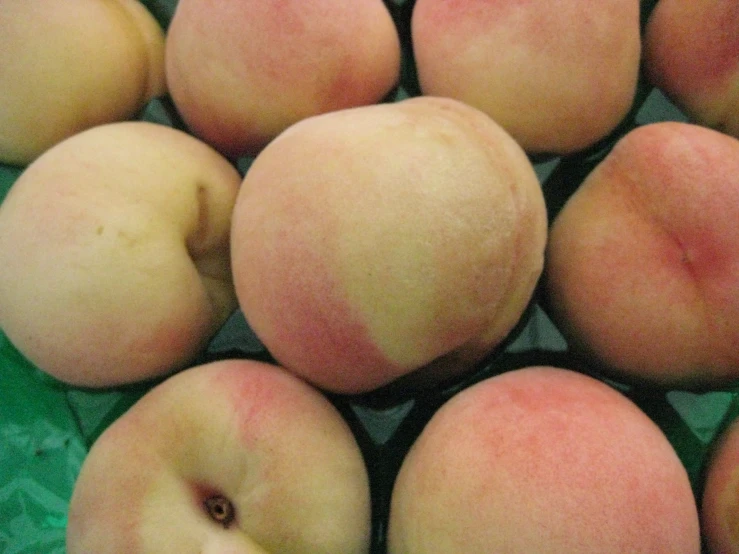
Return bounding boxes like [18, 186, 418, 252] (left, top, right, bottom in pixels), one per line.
[387, 366, 701, 554]
[410, 0, 642, 155]
[0, 0, 166, 165]
[544, 121, 739, 388]
[66, 358, 372, 553]
[230, 96, 548, 395]
[0, 121, 241, 387]
[165, 0, 401, 159]
[702, 416, 739, 554]
[644, 0, 739, 139]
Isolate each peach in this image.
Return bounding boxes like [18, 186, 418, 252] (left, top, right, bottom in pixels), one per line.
[410, 0, 642, 155]
[165, 0, 401, 159]
[702, 415, 739, 553]
[66, 358, 372, 553]
[387, 366, 701, 554]
[0, 0, 166, 166]
[0, 121, 241, 387]
[543, 121, 739, 388]
[230, 96, 548, 395]
[644, 0, 739, 139]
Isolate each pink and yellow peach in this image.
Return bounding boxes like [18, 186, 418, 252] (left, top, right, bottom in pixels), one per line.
[544, 121, 739, 388]
[387, 366, 701, 553]
[410, 0, 642, 155]
[165, 0, 401, 158]
[66, 358, 372, 553]
[644, 0, 739, 138]
[0, 121, 241, 387]
[230, 96, 548, 394]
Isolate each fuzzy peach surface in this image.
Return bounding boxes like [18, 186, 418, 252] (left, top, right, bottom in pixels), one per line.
[231, 96, 547, 394]
[165, 0, 401, 158]
[410, 0, 641, 154]
[702, 418, 739, 554]
[644, 0, 739, 138]
[0, 121, 240, 387]
[0, 0, 166, 165]
[66, 359, 371, 553]
[544, 121, 739, 388]
[387, 366, 701, 554]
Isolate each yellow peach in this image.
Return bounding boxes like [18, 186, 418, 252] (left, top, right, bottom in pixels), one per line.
[0, 0, 166, 165]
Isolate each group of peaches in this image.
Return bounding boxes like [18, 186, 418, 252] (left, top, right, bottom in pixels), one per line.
[1, 0, 738, 552]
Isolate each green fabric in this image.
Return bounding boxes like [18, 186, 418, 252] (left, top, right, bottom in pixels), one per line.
[1, 334, 84, 554]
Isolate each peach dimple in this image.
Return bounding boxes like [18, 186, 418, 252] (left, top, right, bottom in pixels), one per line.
[67, 359, 372, 554]
[544, 121, 739, 387]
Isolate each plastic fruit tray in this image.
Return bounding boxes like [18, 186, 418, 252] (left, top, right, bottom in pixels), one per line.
[2, 1, 738, 552]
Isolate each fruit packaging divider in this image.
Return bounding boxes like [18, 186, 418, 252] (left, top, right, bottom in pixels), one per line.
[2, 1, 738, 553]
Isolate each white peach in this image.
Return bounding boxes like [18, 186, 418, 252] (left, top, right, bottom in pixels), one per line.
[0, 121, 241, 387]
[644, 0, 739, 138]
[544, 121, 739, 388]
[230, 96, 548, 394]
[66, 358, 372, 553]
[410, 0, 642, 155]
[165, 0, 401, 158]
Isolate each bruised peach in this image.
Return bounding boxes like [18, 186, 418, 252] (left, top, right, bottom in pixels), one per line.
[644, 0, 739, 138]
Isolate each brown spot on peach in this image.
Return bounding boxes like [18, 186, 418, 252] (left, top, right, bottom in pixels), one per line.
[202, 491, 236, 529]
